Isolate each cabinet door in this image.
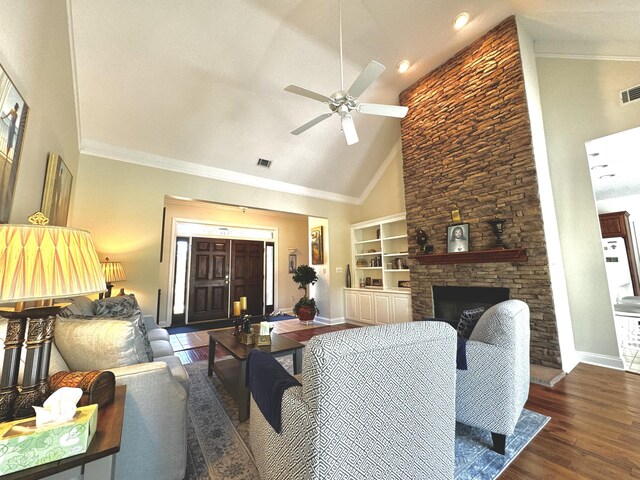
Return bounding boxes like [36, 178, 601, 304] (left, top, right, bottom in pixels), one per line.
[392, 294, 412, 323]
[344, 290, 359, 320]
[358, 291, 375, 324]
[374, 293, 392, 324]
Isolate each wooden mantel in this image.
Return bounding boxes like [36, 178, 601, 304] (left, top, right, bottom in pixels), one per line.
[415, 248, 528, 265]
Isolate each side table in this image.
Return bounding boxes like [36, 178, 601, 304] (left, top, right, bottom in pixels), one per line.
[2, 385, 126, 480]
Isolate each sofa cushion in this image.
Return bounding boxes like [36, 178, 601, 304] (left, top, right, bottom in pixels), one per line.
[154, 355, 189, 392]
[147, 327, 170, 342]
[150, 340, 174, 358]
[54, 316, 149, 370]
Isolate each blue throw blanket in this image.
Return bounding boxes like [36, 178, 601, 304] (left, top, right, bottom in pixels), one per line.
[247, 350, 301, 433]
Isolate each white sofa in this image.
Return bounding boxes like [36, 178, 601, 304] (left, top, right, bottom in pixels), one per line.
[0, 295, 188, 480]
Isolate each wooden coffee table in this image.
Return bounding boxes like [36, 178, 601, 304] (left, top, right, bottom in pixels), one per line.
[207, 328, 304, 422]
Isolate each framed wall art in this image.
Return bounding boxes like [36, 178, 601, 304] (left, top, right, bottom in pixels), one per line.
[447, 223, 469, 253]
[311, 225, 324, 265]
[41, 153, 73, 226]
[288, 253, 297, 273]
[0, 63, 29, 223]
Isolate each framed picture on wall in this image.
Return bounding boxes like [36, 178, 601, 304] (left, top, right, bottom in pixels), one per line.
[0, 63, 29, 223]
[288, 253, 297, 273]
[41, 153, 73, 226]
[311, 225, 324, 265]
[447, 223, 469, 253]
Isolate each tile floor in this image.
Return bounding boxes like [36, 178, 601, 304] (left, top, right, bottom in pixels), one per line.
[169, 319, 325, 352]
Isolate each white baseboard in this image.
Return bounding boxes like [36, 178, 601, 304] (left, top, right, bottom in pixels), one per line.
[313, 316, 346, 325]
[576, 351, 625, 370]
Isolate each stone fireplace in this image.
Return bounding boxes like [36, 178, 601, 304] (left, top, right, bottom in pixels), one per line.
[399, 17, 562, 368]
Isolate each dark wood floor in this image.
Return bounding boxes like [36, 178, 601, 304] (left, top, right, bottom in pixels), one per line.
[178, 324, 640, 479]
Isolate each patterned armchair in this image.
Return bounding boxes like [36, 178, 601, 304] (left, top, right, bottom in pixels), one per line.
[249, 321, 457, 480]
[455, 299, 530, 454]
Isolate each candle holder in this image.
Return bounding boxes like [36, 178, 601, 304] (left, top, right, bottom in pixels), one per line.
[488, 218, 509, 249]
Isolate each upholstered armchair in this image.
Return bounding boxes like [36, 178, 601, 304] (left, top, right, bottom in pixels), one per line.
[249, 321, 457, 480]
[455, 299, 530, 454]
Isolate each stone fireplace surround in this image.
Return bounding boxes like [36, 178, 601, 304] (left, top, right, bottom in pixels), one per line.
[399, 16, 562, 368]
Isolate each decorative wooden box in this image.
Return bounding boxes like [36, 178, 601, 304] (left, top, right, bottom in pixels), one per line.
[239, 332, 255, 345]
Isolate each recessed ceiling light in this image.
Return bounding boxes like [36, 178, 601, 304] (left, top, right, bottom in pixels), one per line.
[397, 60, 410, 73]
[599, 174, 616, 179]
[590, 164, 609, 170]
[453, 12, 470, 30]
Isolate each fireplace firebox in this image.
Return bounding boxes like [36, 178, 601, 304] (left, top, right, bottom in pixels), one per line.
[433, 286, 510, 321]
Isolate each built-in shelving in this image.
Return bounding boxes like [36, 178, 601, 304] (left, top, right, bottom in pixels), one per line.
[350, 213, 410, 289]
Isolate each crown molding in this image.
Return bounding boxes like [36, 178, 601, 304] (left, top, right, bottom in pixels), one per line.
[535, 52, 640, 62]
[80, 140, 361, 205]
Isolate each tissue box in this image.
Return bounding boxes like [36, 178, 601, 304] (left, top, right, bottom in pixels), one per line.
[0, 404, 98, 475]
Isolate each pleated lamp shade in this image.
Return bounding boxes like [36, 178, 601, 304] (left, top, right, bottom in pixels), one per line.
[100, 259, 126, 283]
[0, 224, 106, 303]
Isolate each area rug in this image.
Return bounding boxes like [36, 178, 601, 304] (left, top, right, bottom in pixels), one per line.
[184, 359, 549, 479]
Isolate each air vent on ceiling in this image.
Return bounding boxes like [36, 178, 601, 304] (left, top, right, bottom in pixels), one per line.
[257, 158, 272, 168]
[620, 84, 640, 105]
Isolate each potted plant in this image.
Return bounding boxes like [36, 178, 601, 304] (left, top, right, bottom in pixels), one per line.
[292, 264, 319, 323]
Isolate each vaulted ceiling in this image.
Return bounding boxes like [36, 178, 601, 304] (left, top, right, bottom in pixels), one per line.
[69, 0, 640, 203]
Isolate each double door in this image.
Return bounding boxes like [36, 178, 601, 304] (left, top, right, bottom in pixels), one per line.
[188, 238, 264, 323]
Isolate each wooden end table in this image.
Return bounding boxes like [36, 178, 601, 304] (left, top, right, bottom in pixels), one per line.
[208, 328, 304, 422]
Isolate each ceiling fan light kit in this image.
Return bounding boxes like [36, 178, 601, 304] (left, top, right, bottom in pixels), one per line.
[284, 0, 408, 145]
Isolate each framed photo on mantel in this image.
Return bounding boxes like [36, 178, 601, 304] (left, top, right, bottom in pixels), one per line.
[447, 223, 469, 253]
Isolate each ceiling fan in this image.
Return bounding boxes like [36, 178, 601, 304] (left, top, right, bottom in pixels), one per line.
[284, 1, 408, 146]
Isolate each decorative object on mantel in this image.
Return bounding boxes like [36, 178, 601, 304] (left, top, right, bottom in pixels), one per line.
[416, 248, 528, 265]
[488, 218, 509, 249]
[451, 208, 462, 223]
[416, 228, 433, 254]
[0, 212, 105, 420]
[448, 224, 469, 253]
[99, 257, 126, 299]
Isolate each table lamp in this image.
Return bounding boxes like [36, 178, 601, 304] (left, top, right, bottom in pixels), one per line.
[100, 257, 126, 298]
[0, 212, 105, 420]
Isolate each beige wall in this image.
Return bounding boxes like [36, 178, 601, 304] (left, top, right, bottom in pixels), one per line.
[70, 153, 357, 322]
[0, 0, 79, 223]
[537, 57, 640, 364]
[161, 198, 309, 322]
[355, 140, 406, 223]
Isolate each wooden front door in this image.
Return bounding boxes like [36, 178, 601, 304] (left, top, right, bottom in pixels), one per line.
[188, 238, 230, 322]
[230, 240, 264, 316]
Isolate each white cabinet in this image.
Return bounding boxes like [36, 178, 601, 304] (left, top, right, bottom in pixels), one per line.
[351, 213, 410, 289]
[344, 288, 412, 325]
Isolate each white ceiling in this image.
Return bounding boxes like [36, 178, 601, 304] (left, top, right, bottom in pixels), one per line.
[69, 0, 640, 203]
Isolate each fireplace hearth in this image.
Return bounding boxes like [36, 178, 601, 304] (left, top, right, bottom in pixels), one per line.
[433, 286, 510, 322]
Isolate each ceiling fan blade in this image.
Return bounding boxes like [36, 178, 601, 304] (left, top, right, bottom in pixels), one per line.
[357, 103, 409, 118]
[341, 115, 359, 145]
[291, 112, 333, 135]
[285, 85, 333, 104]
[345, 61, 386, 99]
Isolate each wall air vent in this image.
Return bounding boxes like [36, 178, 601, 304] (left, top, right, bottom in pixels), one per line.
[257, 158, 272, 168]
[620, 84, 640, 105]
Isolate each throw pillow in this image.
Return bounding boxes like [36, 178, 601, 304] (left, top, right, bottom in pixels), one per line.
[54, 315, 150, 370]
[457, 307, 485, 339]
[58, 296, 95, 317]
[92, 294, 140, 317]
[91, 296, 153, 361]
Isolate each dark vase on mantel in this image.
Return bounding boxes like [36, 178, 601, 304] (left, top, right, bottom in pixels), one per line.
[346, 264, 352, 288]
[488, 218, 509, 249]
